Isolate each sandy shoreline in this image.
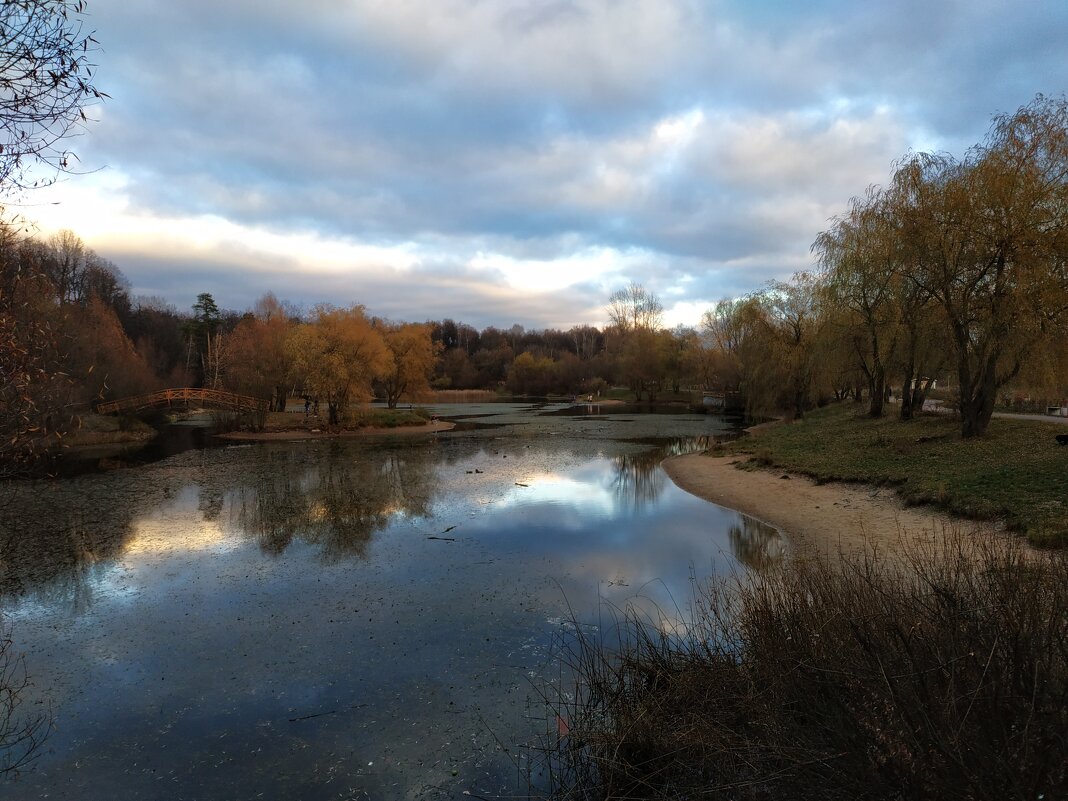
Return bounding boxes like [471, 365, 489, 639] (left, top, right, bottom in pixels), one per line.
[662, 452, 979, 555]
[218, 420, 456, 441]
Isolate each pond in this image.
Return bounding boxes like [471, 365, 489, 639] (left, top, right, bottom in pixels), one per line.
[0, 403, 783, 800]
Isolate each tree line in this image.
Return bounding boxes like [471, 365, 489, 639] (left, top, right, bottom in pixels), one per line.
[0, 222, 710, 450]
[4, 95, 1068, 475]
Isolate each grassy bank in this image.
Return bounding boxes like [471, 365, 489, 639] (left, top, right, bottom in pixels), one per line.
[722, 403, 1068, 546]
[261, 406, 432, 432]
[60, 413, 157, 447]
[546, 532, 1068, 800]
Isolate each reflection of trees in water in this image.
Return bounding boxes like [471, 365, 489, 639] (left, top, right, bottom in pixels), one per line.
[197, 487, 225, 521]
[0, 481, 164, 610]
[612, 448, 666, 510]
[612, 437, 716, 510]
[230, 442, 438, 560]
[0, 441, 443, 608]
[728, 516, 785, 571]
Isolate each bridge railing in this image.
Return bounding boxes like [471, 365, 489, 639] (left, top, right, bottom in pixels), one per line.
[95, 387, 269, 415]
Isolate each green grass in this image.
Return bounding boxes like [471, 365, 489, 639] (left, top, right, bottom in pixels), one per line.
[348, 407, 431, 428]
[725, 403, 1068, 547]
[603, 386, 635, 400]
[264, 406, 432, 431]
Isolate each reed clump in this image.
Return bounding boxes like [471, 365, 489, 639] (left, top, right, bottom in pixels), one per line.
[543, 531, 1068, 800]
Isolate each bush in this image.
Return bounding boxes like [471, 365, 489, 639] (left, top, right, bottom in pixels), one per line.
[543, 531, 1068, 800]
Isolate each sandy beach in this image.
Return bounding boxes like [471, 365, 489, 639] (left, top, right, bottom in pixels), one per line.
[662, 452, 980, 556]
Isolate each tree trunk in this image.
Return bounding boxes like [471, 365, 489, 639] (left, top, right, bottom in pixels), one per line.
[910, 378, 932, 417]
[960, 354, 998, 438]
[792, 377, 806, 420]
[869, 365, 886, 418]
[960, 401, 984, 438]
[899, 375, 915, 421]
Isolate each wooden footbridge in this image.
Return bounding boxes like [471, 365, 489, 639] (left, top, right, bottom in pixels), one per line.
[94, 387, 269, 415]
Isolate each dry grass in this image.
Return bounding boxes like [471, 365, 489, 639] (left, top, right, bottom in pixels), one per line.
[539, 530, 1068, 800]
[424, 389, 502, 403]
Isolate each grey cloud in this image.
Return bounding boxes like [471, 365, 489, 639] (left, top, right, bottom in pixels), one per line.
[64, 0, 1068, 329]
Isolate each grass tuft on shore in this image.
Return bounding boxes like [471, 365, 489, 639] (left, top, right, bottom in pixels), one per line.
[348, 407, 432, 428]
[723, 403, 1068, 546]
[261, 406, 432, 431]
[543, 531, 1068, 800]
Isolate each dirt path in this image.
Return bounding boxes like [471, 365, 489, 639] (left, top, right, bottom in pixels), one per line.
[662, 453, 984, 556]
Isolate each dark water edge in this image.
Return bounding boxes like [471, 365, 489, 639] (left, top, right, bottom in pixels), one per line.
[0, 406, 777, 800]
[28, 419, 226, 481]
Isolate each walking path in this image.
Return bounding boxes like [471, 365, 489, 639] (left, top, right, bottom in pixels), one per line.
[992, 411, 1068, 424]
[901, 397, 1068, 425]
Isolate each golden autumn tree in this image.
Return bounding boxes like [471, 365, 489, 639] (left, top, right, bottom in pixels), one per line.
[285, 304, 390, 425]
[618, 328, 672, 402]
[0, 253, 69, 476]
[65, 296, 155, 401]
[700, 297, 760, 395]
[221, 292, 293, 411]
[378, 322, 440, 408]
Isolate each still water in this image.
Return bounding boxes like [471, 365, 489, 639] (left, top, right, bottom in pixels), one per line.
[0, 404, 783, 800]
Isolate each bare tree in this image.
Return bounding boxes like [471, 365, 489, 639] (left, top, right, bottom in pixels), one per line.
[0, 628, 51, 777]
[0, 1, 103, 192]
[606, 282, 664, 332]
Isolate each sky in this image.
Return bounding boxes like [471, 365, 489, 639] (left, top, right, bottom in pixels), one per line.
[21, 0, 1068, 330]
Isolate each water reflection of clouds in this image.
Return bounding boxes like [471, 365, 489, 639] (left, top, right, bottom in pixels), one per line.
[2, 439, 785, 624]
[124, 516, 234, 560]
[490, 448, 674, 520]
[492, 471, 617, 520]
[456, 467, 747, 620]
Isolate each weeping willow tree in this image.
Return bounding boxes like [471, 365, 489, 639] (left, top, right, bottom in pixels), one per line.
[900, 95, 1068, 437]
[742, 274, 828, 421]
[814, 188, 905, 418]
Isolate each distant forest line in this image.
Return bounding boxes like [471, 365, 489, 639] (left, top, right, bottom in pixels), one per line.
[4, 95, 1068, 472]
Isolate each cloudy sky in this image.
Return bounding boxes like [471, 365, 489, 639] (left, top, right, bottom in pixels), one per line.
[25, 0, 1068, 329]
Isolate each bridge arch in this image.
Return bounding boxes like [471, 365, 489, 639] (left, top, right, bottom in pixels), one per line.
[94, 388, 269, 415]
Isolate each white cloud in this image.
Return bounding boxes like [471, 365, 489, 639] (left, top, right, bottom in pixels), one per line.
[20, 0, 1065, 329]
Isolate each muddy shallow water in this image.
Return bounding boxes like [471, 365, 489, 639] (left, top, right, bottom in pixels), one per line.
[0, 403, 782, 800]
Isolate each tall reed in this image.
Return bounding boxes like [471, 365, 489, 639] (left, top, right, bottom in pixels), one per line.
[540, 530, 1067, 799]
